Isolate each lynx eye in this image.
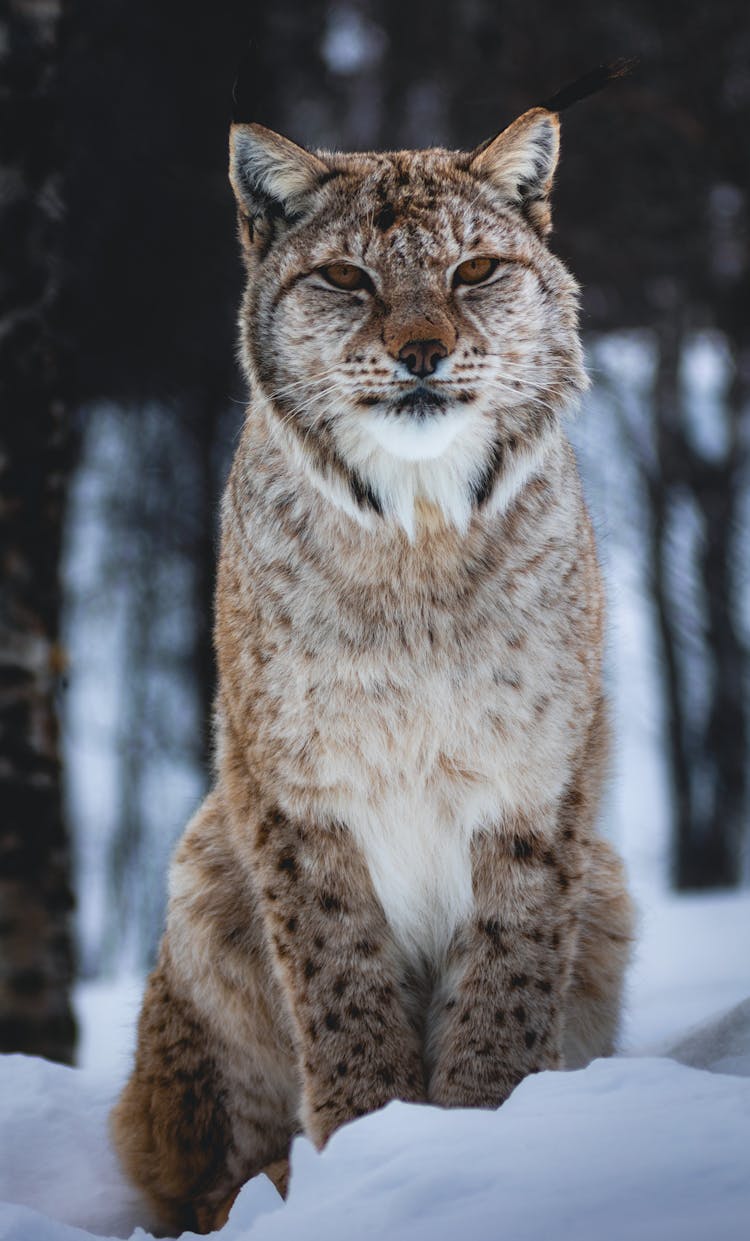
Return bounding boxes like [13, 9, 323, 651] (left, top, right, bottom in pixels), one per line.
[453, 257, 499, 287]
[319, 262, 371, 292]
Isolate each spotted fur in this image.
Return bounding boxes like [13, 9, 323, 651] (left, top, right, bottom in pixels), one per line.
[111, 108, 634, 1234]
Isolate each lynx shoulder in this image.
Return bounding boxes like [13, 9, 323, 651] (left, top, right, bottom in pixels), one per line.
[112, 105, 634, 1235]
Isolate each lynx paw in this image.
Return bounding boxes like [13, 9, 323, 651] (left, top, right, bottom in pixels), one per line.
[193, 1187, 240, 1234]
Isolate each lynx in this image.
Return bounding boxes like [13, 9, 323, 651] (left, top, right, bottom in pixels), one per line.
[112, 104, 634, 1235]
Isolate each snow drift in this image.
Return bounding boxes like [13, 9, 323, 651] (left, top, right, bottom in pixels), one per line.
[1, 893, 748, 1241]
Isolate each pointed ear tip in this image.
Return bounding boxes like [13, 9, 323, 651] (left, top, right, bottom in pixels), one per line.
[526, 106, 561, 129]
[230, 120, 272, 139]
[528, 108, 561, 157]
[229, 122, 253, 155]
[229, 121, 286, 165]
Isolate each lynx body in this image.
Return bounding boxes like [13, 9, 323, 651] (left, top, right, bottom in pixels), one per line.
[112, 107, 634, 1235]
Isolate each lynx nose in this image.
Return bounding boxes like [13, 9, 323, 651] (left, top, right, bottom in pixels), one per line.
[398, 339, 449, 378]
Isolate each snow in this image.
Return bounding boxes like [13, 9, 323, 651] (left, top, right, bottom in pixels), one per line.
[624, 892, 750, 1052]
[73, 974, 142, 1081]
[0, 1056, 148, 1240]
[1, 892, 749, 1241]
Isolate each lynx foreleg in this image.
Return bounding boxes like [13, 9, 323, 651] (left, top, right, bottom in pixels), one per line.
[254, 809, 426, 1147]
[428, 809, 586, 1108]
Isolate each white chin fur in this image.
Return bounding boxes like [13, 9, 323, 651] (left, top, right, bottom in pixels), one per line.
[363, 410, 465, 462]
[333, 402, 498, 540]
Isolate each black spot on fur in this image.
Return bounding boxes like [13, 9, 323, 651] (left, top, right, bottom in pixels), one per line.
[374, 203, 396, 231]
[470, 437, 504, 507]
[513, 1004, 526, 1023]
[513, 836, 535, 861]
[349, 470, 383, 514]
[480, 919, 504, 950]
[325, 1011, 341, 1031]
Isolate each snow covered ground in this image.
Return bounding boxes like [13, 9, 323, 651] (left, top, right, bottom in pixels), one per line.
[0, 890, 748, 1241]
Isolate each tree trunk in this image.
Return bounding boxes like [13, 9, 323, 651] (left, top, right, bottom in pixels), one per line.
[647, 317, 697, 885]
[0, 0, 77, 1061]
[648, 316, 748, 890]
[680, 343, 748, 887]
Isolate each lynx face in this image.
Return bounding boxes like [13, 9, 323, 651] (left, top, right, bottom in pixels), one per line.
[230, 110, 587, 534]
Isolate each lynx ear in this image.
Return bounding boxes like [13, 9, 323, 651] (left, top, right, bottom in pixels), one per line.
[229, 122, 329, 232]
[469, 108, 560, 236]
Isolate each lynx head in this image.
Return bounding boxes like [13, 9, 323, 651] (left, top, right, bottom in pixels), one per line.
[229, 109, 587, 536]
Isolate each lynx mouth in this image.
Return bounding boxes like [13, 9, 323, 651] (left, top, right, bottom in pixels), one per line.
[392, 386, 451, 418]
[355, 384, 476, 419]
[355, 385, 450, 416]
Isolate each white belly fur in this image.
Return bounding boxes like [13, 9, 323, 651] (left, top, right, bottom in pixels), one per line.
[346, 788, 479, 962]
[334, 713, 518, 962]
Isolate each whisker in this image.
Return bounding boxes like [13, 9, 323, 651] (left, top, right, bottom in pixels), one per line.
[267, 365, 343, 403]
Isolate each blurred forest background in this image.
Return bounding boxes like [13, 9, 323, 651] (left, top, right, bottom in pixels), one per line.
[1, 0, 749, 1064]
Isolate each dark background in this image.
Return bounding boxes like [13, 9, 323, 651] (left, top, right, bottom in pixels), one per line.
[1, 0, 749, 1063]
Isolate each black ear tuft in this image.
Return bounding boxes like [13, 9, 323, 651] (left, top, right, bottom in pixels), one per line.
[232, 43, 263, 125]
[540, 58, 637, 114]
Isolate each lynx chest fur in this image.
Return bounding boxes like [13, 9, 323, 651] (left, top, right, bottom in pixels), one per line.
[218, 432, 601, 964]
[112, 103, 633, 1238]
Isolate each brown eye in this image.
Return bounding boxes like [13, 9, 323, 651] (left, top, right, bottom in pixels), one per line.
[320, 262, 371, 292]
[453, 257, 499, 287]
